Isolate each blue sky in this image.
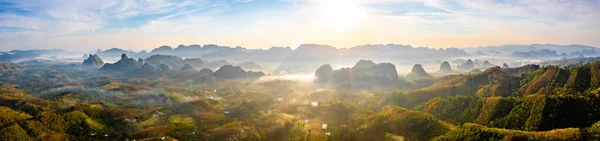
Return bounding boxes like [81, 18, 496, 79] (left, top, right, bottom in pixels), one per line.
[0, 0, 599, 51]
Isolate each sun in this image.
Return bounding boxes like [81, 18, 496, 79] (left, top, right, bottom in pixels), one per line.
[316, 0, 367, 31]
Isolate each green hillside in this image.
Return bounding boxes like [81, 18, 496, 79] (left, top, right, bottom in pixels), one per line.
[2, 62, 600, 140]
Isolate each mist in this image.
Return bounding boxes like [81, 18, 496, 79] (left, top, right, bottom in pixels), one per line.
[2, 0, 600, 140]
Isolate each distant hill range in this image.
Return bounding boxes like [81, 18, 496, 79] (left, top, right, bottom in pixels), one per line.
[94, 53, 263, 81]
[94, 44, 471, 72]
[314, 60, 400, 90]
[2, 44, 599, 72]
[0, 49, 65, 62]
[463, 44, 599, 58]
[94, 44, 598, 69]
[542, 56, 600, 66]
[95, 45, 293, 66]
[276, 44, 469, 72]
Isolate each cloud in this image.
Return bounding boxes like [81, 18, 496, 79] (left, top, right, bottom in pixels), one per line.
[156, 8, 201, 21]
[361, 0, 599, 33]
[0, 0, 207, 39]
[233, 0, 254, 3]
[0, 0, 599, 50]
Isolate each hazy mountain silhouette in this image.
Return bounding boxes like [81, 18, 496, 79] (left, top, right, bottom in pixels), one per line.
[86, 43, 600, 73]
[314, 64, 334, 83]
[277, 44, 469, 72]
[407, 64, 432, 80]
[459, 59, 475, 70]
[315, 60, 400, 89]
[213, 65, 264, 79]
[97, 48, 132, 58]
[464, 44, 600, 58]
[439, 61, 452, 73]
[180, 64, 195, 71]
[0, 49, 64, 62]
[82, 54, 104, 67]
[100, 54, 139, 72]
[512, 49, 559, 58]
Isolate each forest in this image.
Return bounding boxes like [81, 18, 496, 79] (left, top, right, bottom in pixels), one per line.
[1, 53, 600, 141]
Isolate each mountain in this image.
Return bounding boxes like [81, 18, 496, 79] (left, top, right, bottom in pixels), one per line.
[350, 60, 378, 80]
[85, 43, 600, 74]
[199, 68, 214, 75]
[502, 64, 540, 75]
[150, 46, 174, 55]
[277, 44, 468, 72]
[95, 54, 261, 80]
[144, 44, 292, 65]
[148, 44, 231, 57]
[464, 44, 600, 57]
[204, 60, 231, 69]
[212, 65, 264, 79]
[277, 44, 338, 72]
[375, 63, 400, 80]
[352, 60, 377, 69]
[0, 63, 20, 72]
[200, 44, 231, 54]
[482, 60, 493, 67]
[314, 64, 333, 83]
[173, 45, 202, 57]
[473, 50, 485, 55]
[136, 63, 156, 76]
[349, 60, 399, 81]
[458, 59, 475, 70]
[0, 84, 155, 141]
[543, 57, 600, 67]
[144, 55, 227, 70]
[384, 62, 600, 137]
[158, 64, 171, 74]
[100, 54, 139, 72]
[5, 45, 600, 141]
[237, 61, 261, 70]
[469, 69, 482, 73]
[440, 61, 452, 73]
[137, 58, 145, 66]
[316, 60, 400, 89]
[407, 64, 433, 80]
[82, 54, 104, 67]
[145, 55, 184, 67]
[97, 48, 131, 58]
[512, 49, 559, 58]
[0, 49, 64, 62]
[180, 64, 195, 71]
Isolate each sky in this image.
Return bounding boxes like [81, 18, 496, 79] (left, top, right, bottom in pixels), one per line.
[0, 0, 599, 51]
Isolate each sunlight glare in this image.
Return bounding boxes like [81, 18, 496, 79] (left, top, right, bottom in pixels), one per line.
[317, 0, 366, 31]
